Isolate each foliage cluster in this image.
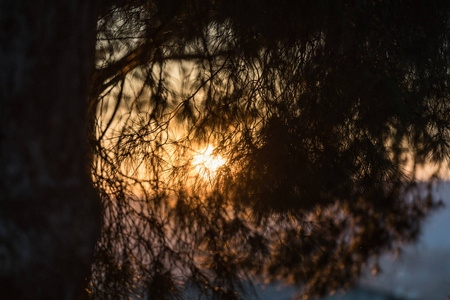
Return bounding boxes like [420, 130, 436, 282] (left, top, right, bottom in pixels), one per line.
[89, 1, 449, 298]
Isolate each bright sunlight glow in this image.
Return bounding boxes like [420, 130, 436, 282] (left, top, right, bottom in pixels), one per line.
[192, 145, 226, 181]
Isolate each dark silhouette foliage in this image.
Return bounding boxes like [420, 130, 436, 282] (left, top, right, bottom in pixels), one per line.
[88, 0, 449, 299]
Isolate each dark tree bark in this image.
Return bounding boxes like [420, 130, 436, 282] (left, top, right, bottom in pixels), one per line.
[0, 0, 100, 299]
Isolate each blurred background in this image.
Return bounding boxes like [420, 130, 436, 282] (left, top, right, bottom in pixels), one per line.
[257, 181, 450, 300]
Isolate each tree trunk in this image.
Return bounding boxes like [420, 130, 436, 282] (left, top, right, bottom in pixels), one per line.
[0, 0, 100, 299]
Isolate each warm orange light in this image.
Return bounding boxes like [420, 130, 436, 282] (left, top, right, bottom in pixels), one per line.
[192, 145, 226, 181]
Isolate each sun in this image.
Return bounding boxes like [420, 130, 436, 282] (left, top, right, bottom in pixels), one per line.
[192, 145, 226, 181]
